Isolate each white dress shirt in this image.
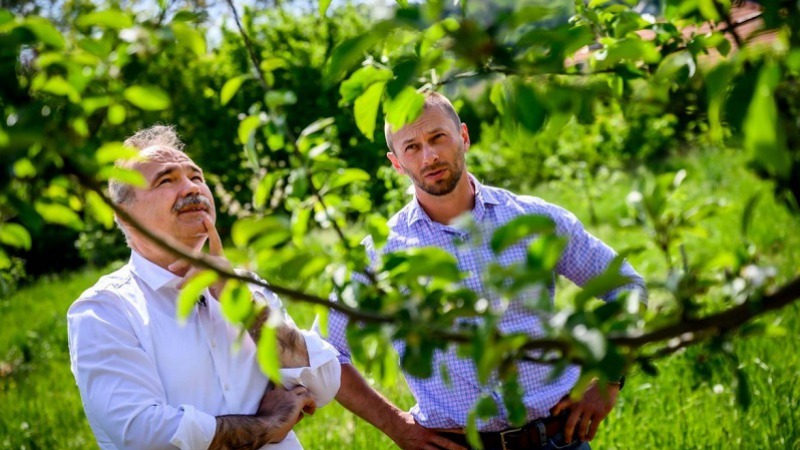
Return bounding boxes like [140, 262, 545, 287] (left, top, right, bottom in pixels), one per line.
[68, 251, 340, 450]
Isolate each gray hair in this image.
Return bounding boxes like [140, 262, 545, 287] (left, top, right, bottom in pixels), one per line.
[384, 91, 461, 153]
[109, 124, 185, 243]
[108, 124, 185, 205]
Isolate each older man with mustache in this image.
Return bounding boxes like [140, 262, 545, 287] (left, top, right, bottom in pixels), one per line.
[67, 125, 340, 450]
[327, 92, 646, 450]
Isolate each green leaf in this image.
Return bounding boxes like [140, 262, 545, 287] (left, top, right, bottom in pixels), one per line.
[12, 158, 36, 178]
[490, 214, 556, 254]
[328, 168, 370, 190]
[108, 103, 126, 125]
[219, 280, 254, 324]
[354, 81, 385, 140]
[221, 75, 251, 105]
[743, 63, 791, 179]
[123, 85, 172, 111]
[340, 65, 394, 103]
[0, 223, 31, 250]
[85, 190, 115, 229]
[231, 216, 290, 248]
[384, 247, 462, 282]
[465, 407, 483, 450]
[95, 142, 137, 164]
[384, 87, 424, 132]
[76, 10, 133, 29]
[34, 202, 83, 230]
[265, 90, 297, 108]
[476, 394, 498, 419]
[526, 234, 567, 271]
[0, 9, 13, 26]
[0, 248, 10, 270]
[257, 324, 282, 383]
[172, 22, 206, 56]
[325, 21, 394, 85]
[23, 17, 65, 49]
[176, 270, 218, 321]
[319, 0, 332, 16]
[741, 192, 761, 239]
[237, 115, 262, 145]
[291, 207, 312, 245]
[98, 166, 147, 188]
[41, 76, 81, 103]
[501, 378, 527, 427]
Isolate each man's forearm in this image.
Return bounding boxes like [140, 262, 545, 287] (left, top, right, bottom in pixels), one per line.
[207, 415, 274, 450]
[248, 307, 309, 368]
[336, 363, 409, 438]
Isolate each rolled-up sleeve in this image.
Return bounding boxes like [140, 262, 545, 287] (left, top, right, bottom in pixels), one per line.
[279, 331, 341, 407]
[67, 295, 217, 450]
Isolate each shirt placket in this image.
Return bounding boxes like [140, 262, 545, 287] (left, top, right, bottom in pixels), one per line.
[195, 290, 235, 411]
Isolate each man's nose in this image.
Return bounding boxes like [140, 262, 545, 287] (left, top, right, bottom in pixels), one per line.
[421, 143, 439, 165]
[179, 176, 201, 195]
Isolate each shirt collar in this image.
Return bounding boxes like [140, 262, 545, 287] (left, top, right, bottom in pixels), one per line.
[407, 173, 500, 227]
[129, 250, 182, 291]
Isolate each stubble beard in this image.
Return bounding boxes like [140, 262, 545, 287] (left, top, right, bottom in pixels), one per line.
[408, 150, 466, 197]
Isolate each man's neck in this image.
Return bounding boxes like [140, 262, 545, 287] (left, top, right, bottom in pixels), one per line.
[130, 236, 204, 272]
[415, 175, 475, 225]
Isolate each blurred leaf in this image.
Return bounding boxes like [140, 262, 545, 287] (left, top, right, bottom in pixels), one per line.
[76, 10, 133, 29]
[96, 142, 137, 164]
[354, 81, 386, 140]
[491, 214, 555, 254]
[384, 87, 424, 132]
[741, 193, 761, 239]
[743, 63, 791, 179]
[501, 377, 527, 427]
[526, 234, 567, 271]
[220, 280, 254, 324]
[108, 103, 126, 124]
[476, 394, 498, 419]
[23, 17, 65, 49]
[232, 216, 290, 248]
[98, 166, 147, 188]
[41, 77, 81, 103]
[291, 207, 311, 245]
[257, 322, 282, 383]
[466, 407, 483, 450]
[173, 22, 206, 56]
[0, 223, 31, 250]
[176, 270, 218, 321]
[328, 168, 370, 190]
[319, 0, 332, 16]
[34, 202, 83, 230]
[12, 159, 36, 178]
[123, 85, 172, 111]
[266, 90, 297, 108]
[85, 190, 115, 229]
[238, 115, 261, 145]
[299, 117, 336, 141]
[0, 9, 13, 26]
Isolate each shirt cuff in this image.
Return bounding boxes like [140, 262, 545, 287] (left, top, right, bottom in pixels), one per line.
[169, 404, 217, 450]
[279, 331, 341, 407]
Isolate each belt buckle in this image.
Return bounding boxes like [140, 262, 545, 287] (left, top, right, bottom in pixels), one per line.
[499, 427, 524, 450]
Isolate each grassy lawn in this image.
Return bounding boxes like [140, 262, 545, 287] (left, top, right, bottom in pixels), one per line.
[2, 148, 799, 449]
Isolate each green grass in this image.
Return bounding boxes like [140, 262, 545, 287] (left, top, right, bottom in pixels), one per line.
[2, 147, 799, 449]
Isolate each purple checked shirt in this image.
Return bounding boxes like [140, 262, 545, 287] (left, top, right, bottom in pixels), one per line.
[327, 174, 645, 431]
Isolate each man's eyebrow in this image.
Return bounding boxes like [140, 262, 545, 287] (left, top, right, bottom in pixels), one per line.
[400, 128, 447, 147]
[152, 166, 178, 183]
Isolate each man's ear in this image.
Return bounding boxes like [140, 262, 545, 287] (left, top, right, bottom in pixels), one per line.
[386, 151, 405, 174]
[460, 123, 471, 151]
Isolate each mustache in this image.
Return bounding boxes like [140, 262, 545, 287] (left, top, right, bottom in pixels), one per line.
[172, 194, 212, 213]
[422, 162, 450, 175]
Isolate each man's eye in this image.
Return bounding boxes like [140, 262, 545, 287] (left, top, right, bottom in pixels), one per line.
[192, 176, 204, 182]
[406, 144, 419, 152]
[157, 178, 171, 186]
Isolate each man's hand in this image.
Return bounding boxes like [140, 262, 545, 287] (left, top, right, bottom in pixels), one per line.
[257, 385, 316, 444]
[550, 379, 619, 443]
[169, 217, 231, 299]
[388, 411, 467, 450]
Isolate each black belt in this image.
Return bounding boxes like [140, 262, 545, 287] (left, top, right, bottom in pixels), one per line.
[438, 415, 567, 450]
